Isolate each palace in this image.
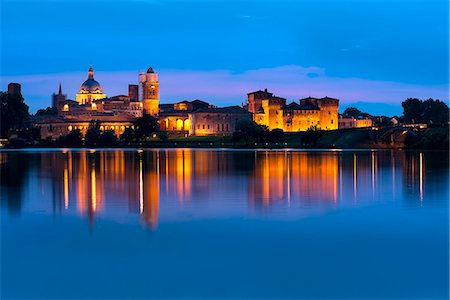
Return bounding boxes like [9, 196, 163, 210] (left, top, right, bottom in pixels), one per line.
[35, 65, 341, 140]
[247, 89, 339, 131]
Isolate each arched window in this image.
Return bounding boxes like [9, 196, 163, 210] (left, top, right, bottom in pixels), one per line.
[63, 104, 69, 111]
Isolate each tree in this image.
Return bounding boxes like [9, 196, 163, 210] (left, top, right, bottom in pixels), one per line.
[421, 98, 449, 124]
[343, 107, 362, 118]
[402, 98, 424, 123]
[301, 125, 323, 147]
[134, 114, 159, 140]
[57, 129, 83, 147]
[98, 130, 118, 147]
[35, 106, 57, 116]
[233, 119, 263, 145]
[402, 98, 449, 124]
[17, 126, 41, 142]
[158, 131, 169, 142]
[120, 127, 135, 143]
[269, 129, 284, 142]
[0, 92, 30, 138]
[85, 121, 102, 147]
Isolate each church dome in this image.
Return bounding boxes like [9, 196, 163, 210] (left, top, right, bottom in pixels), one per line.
[80, 79, 102, 93]
[147, 67, 155, 73]
[80, 66, 102, 93]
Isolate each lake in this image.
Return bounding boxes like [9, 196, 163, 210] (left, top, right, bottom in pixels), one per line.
[1, 149, 448, 299]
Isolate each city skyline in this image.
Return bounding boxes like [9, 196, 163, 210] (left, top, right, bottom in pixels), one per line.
[1, 0, 448, 116]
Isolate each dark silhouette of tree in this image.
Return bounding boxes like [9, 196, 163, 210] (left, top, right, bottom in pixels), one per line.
[57, 129, 83, 147]
[120, 127, 135, 143]
[85, 121, 102, 147]
[343, 107, 362, 118]
[343, 107, 372, 118]
[233, 119, 263, 146]
[35, 106, 57, 116]
[421, 98, 449, 124]
[98, 130, 118, 147]
[269, 128, 284, 142]
[301, 125, 323, 147]
[134, 114, 159, 140]
[402, 98, 424, 123]
[0, 92, 30, 138]
[17, 126, 41, 142]
[401, 98, 448, 124]
[158, 131, 169, 142]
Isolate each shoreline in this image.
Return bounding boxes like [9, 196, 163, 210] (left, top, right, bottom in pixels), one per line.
[1, 147, 448, 152]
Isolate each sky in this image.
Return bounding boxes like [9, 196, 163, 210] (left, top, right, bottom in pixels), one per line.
[1, 0, 448, 116]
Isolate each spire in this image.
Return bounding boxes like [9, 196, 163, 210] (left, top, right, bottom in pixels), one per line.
[88, 65, 94, 79]
[58, 82, 62, 95]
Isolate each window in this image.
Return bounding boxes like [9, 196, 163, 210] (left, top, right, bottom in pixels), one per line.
[221, 124, 224, 131]
[207, 125, 210, 129]
[202, 124, 205, 129]
[226, 124, 229, 131]
[217, 124, 220, 131]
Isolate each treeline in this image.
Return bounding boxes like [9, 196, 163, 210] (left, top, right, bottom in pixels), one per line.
[343, 98, 449, 125]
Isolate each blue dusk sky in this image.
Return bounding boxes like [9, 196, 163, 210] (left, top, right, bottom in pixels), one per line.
[1, 0, 448, 115]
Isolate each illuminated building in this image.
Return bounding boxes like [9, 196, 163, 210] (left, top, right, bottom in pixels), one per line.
[139, 67, 160, 117]
[159, 100, 251, 136]
[35, 66, 145, 139]
[75, 66, 107, 105]
[338, 116, 373, 129]
[247, 89, 339, 131]
[32, 66, 345, 139]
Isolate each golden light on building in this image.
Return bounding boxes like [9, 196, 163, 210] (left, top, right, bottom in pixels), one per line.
[75, 66, 107, 105]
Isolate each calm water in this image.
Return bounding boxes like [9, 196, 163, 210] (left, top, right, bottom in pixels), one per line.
[1, 149, 448, 299]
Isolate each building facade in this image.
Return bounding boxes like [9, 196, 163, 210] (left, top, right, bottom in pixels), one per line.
[338, 117, 373, 129]
[247, 90, 339, 131]
[159, 100, 251, 136]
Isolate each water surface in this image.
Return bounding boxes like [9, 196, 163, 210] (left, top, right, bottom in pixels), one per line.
[1, 149, 448, 299]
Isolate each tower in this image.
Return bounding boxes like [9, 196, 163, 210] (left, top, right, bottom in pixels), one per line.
[128, 84, 139, 101]
[7, 83, 21, 95]
[139, 67, 159, 117]
[52, 82, 67, 108]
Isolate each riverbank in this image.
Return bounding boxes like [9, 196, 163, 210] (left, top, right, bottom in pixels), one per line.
[3, 127, 448, 150]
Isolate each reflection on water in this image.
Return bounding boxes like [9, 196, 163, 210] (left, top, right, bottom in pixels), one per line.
[1, 149, 448, 229]
[1, 149, 449, 299]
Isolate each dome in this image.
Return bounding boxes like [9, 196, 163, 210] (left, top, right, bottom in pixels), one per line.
[147, 67, 155, 73]
[79, 65, 102, 93]
[80, 79, 102, 93]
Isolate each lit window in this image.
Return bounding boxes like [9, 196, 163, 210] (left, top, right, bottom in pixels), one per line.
[63, 104, 69, 111]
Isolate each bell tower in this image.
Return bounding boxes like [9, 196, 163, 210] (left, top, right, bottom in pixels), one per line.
[139, 67, 159, 117]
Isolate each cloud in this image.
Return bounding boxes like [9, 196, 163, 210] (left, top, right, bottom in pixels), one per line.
[1, 65, 447, 114]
